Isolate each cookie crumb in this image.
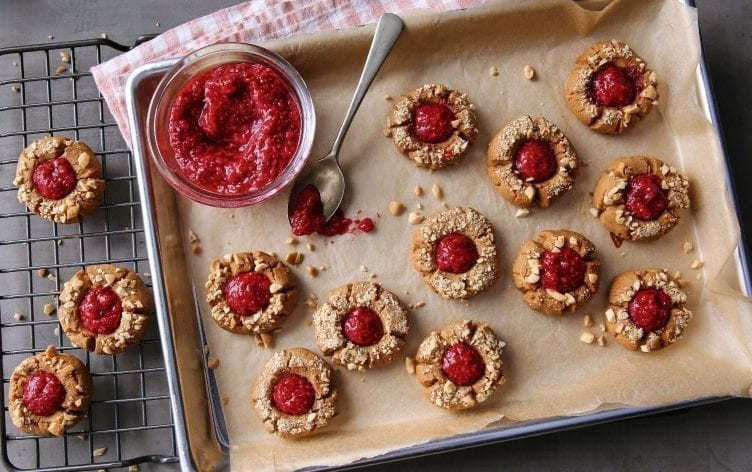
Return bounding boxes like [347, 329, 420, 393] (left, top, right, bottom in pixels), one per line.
[524, 65, 536, 80]
[583, 314, 594, 327]
[405, 356, 416, 374]
[416, 202, 423, 210]
[11, 85, 20, 93]
[579, 331, 595, 344]
[384, 94, 392, 100]
[306, 265, 318, 277]
[207, 356, 220, 369]
[515, 208, 529, 218]
[682, 241, 693, 253]
[14, 313, 24, 321]
[389, 200, 406, 216]
[489, 66, 499, 77]
[414, 186, 423, 197]
[286, 237, 298, 245]
[93, 447, 107, 457]
[431, 183, 443, 200]
[38, 268, 48, 278]
[306, 243, 315, 251]
[596, 335, 606, 347]
[43, 304, 55, 316]
[690, 260, 703, 269]
[408, 212, 424, 224]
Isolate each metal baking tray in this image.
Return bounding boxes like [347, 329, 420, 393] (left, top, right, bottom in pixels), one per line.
[124, 1, 750, 470]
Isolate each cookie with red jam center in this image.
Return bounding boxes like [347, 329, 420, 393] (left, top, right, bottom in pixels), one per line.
[387, 83, 478, 170]
[487, 116, 579, 208]
[8, 346, 93, 436]
[592, 156, 690, 242]
[412, 207, 499, 300]
[605, 269, 692, 352]
[206, 251, 297, 340]
[14, 136, 106, 223]
[414, 320, 505, 410]
[252, 348, 338, 438]
[565, 40, 658, 134]
[313, 281, 408, 371]
[59, 264, 153, 355]
[512, 229, 601, 316]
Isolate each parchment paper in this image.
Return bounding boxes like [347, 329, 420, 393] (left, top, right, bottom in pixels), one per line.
[169, 0, 752, 469]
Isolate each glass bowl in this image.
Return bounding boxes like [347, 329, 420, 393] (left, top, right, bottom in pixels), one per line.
[146, 43, 316, 207]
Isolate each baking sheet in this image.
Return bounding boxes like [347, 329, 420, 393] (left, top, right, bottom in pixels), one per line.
[153, 0, 752, 469]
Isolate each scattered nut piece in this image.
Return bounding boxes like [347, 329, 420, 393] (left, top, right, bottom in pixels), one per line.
[306, 243, 315, 251]
[589, 207, 600, 218]
[144, 272, 151, 278]
[410, 301, 426, 309]
[55, 66, 67, 75]
[93, 447, 107, 457]
[38, 268, 48, 278]
[48, 35, 54, 40]
[677, 278, 689, 288]
[384, 94, 392, 100]
[306, 265, 318, 277]
[43, 304, 55, 316]
[579, 331, 595, 344]
[596, 336, 606, 347]
[696, 273, 702, 280]
[583, 314, 594, 327]
[155, 21, 161, 27]
[207, 356, 220, 369]
[524, 65, 536, 80]
[188, 230, 199, 243]
[47, 273, 57, 282]
[673, 271, 681, 280]
[294, 252, 304, 265]
[515, 208, 530, 218]
[285, 251, 299, 264]
[78, 435, 87, 441]
[129, 465, 140, 472]
[286, 237, 298, 245]
[690, 260, 704, 269]
[389, 200, 406, 216]
[60, 52, 71, 63]
[304, 299, 317, 309]
[14, 313, 24, 321]
[408, 212, 424, 224]
[191, 242, 202, 255]
[101, 33, 108, 39]
[489, 66, 499, 76]
[221, 396, 230, 405]
[11, 85, 20, 93]
[414, 186, 423, 196]
[359, 264, 368, 272]
[431, 183, 443, 200]
[416, 202, 423, 210]
[405, 356, 416, 374]
[259, 332, 272, 348]
[682, 241, 694, 253]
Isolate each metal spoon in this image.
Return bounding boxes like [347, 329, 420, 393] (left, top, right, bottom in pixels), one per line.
[288, 13, 404, 221]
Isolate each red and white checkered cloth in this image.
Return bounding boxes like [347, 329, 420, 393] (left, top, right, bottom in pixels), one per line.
[91, 0, 482, 146]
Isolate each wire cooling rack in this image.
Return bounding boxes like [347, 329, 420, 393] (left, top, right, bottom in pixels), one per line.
[0, 38, 178, 471]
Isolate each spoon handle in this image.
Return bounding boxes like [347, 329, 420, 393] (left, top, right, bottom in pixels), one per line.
[330, 13, 404, 158]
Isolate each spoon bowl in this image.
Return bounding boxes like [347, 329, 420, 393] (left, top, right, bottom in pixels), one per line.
[287, 152, 344, 221]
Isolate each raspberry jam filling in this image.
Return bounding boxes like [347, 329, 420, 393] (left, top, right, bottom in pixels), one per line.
[625, 173, 668, 221]
[224, 272, 272, 316]
[628, 287, 672, 332]
[272, 373, 315, 416]
[435, 233, 479, 274]
[342, 306, 384, 346]
[513, 139, 557, 183]
[540, 246, 587, 293]
[591, 64, 644, 108]
[32, 158, 77, 200]
[80, 286, 123, 334]
[289, 184, 376, 237]
[441, 342, 485, 386]
[23, 371, 66, 416]
[413, 102, 455, 144]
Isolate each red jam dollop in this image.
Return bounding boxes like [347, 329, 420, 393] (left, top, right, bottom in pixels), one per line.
[625, 173, 668, 221]
[272, 373, 315, 416]
[540, 247, 587, 293]
[628, 287, 672, 332]
[23, 371, 66, 416]
[80, 286, 123, 334]
[32, 158, 77, 200]
[441, 342, 485, 386]
[413, 103, 455, 143]
[513, 139, 557, 183]
[435, 233, 478, 274]
[289, 184, 376, 237]
[224, 272, 272, 316]
[168, 63, 301, 194]
[591, 64, 644, 108]
[342, 306, 384, 346]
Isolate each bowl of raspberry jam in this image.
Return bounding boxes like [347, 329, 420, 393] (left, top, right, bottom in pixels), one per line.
[146, 43, 316, 207]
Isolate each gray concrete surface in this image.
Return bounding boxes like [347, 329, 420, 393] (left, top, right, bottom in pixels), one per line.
[1, 1, 751, 471]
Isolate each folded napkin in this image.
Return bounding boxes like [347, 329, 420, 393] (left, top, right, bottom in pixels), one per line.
[91, 0, 482, 146]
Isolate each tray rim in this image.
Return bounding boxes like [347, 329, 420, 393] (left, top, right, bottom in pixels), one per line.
[124, 3, 751, 471]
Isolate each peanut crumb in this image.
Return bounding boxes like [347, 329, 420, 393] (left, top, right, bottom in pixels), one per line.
[696, 273, 702, 280]
[369, 273, 377, 278]
[524, 64, 536, 80]
[221, 396, 230, 405]
[78, 435, 87, 441]
[155, 21, 161, 27]
[191, 242, 202, 255]
[60, 52, 71, 63]
[410, 301, 426, 309]
[619, 252, 626, 257]
[285, 251, 299, 264]
[295, 252, 304, 265]
[101, 33, 108, 39]
[589, 207, 600, 218]
[678, 278, 689, 288]
[405, 356, 416, 374]
[48, 35, 54, 40]
[408, 212, 424, 224]
[583, 314, 594, 327]
[580, 331, 595, 344]
[38, 268, 48, 278]
[489, 66, 499, 76]
[389, 200, 406, 216]
[43, 304, 55, 316]
[596, 336, 606, 347]
[306, 243, 315, 251]
[414, 186, 423, 197]
[14, 313, 24, 321]
[55, 66, 67, 75]
[690, 260, 703, 269]
[129, 465, 140, 472]
[599, 323, 606, 332]
[682, 241, 693, 253]
[259, 332, 272, 348]
[207, 356, 220, 369]
[431, 183, 443, 200]
[93, 447, 107, 457]
[188, 230, 199, 243]
[47, 273, 57, 282]
[304, 299, 317, 309]
[359, 264, 368, 272]
[306, 265, 318, 277]
[673, 271, 681, 280]
[11, 85, 20, 93]
[384, 94, 392, 100]
[286, 237, 298, 245]
[515, 208, 529, 218]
